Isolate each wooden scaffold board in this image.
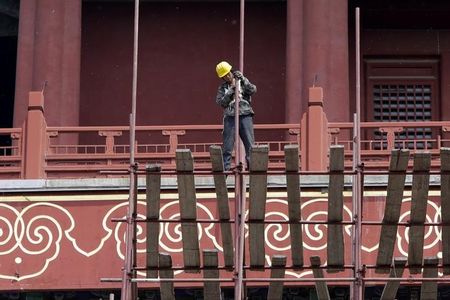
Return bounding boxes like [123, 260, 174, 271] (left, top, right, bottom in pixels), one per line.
[327, 145, 345, 272]
[408, 152, 431, 274]
[203, 250, 221, 300]
[267, 255, 287, 300]
[376, 149, 409, 273]
[310, 256, 331, 300]
[441, 148, 450, 275]
[284, 145, 303, 268]
[176, 149, 200, 272]
[159, 253, 175, 300]
[380, 257, 407, 300]
[146, 164, 162, 278]
[209, 146, 234, 268]
[249, 145, 269, 268]
[420, 256, 439, 300]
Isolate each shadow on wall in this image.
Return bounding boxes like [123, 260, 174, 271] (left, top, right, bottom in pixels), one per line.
[0, 36, 17, 149]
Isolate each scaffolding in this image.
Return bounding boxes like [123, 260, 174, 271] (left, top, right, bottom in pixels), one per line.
[102, 2, 450, 299]
[104, 145, 450, 300]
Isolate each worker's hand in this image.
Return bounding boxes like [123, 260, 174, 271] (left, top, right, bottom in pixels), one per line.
[234, 71, 244, 80]
[225, 83, 235, 96]
[231, 78, 236, 87]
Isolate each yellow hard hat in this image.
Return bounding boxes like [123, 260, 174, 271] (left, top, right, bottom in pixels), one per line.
[216, 61, 232, 78]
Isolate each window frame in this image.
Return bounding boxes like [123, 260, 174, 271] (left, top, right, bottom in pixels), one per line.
[364, 58, 440, 122]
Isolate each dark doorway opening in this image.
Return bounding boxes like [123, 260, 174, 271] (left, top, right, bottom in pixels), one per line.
[0, 36, 17, 151]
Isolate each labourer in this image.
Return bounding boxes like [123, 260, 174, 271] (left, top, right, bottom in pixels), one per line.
[215, 61, 257, 170]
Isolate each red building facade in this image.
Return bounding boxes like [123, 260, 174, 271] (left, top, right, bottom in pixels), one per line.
[2, 0, 450, 299]
[10, 0, 450, 128]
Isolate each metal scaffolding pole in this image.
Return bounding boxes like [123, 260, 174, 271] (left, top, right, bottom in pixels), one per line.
[101, 3, 450, 300]
[351, 7, 364, 300]
[121, 0, 140, 299]
[234, 1, 246, 299]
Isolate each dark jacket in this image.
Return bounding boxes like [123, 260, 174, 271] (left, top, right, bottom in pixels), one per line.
[215, 71, 257, 117]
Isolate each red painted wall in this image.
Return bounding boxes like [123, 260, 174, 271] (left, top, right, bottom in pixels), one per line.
[362, 30, 450, 120]
[347, 29, 450, 122]
[0, 191, 443, 290]
[80, 2, 286, 129]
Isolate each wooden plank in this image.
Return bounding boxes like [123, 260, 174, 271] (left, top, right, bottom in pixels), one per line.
[310, 256, 330, 300]
[327, 145, 344, 272]
[203, 250, 221, 300]
[420, 256, 439, 300]
[408, 152, 431, 274]
[249, 145, 270, 219]
[284, 145, 303, 268]
[209, 146, 234, 268]
[176, 149, 200, 273]
[441, 148, 450, 275]
[380, 257, 407, 300]
[249, 145, 269, 268]
[249, 223, 265, 268]
[146, 164, 162, 278]
[267, 255, 287, 300]
[376, 150, 409, 273]
[159, 253, 175, 300]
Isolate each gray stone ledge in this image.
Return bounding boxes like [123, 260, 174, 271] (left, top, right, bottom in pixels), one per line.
[0, 174, 442, 193]
[0, 175, 440, 193]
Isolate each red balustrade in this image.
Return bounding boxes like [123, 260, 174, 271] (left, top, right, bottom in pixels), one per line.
[1, 90, 450, 179]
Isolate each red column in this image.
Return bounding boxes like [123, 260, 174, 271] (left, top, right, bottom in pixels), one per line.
[302, 0, 350, 122]
[13, 0, 37, 127]
[14, 0, 81, 128]
[32, 0, 64, 124]
[61, 0, 82, 128]
[285, 0, 304, 124]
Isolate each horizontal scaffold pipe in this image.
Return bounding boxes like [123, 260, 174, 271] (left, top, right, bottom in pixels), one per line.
[133, 264, 355, 271]
[112, 217, 356, 225]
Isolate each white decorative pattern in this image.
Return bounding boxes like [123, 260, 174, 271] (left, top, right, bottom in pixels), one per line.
[0, 195, 444, 282]
[396, 198, 441, 256]
[0, 203, 74, 281]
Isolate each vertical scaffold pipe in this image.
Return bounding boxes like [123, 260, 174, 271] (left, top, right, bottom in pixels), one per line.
[121, 0, 140, 300]
[351, 7, 363, 300]
[233, 80, 243, 300]
[355, 12, 361, 164]
[234, 0, 246, 299]
[352, 114, 363, 300]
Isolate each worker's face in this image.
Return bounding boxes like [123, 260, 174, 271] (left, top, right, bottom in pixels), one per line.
[223, 71, 234, 84]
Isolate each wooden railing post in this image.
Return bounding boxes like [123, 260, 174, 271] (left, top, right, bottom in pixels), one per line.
[162, 130, 186, 153]
[99, 131, 123, 154]
[300, 87, 329, 171]
[379, 127, 403, 150]
[24, 92, 47, 178]
[163, 130, 186, 166]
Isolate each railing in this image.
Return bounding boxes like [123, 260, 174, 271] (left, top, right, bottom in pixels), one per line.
[329, 121, 450, 169]
[0, 128, 23, 178]
[2, 89, 450, 179]
[43, 124, 300, 178]
[2, 121, 450, 179]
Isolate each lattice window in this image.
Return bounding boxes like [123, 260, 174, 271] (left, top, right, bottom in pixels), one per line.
[365, 58, 439, 150]
[373, 84, 432, 122]
[373, 84, 432, 149]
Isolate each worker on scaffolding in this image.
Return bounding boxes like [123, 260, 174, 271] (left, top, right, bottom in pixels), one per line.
[215, 61, 257, 170]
